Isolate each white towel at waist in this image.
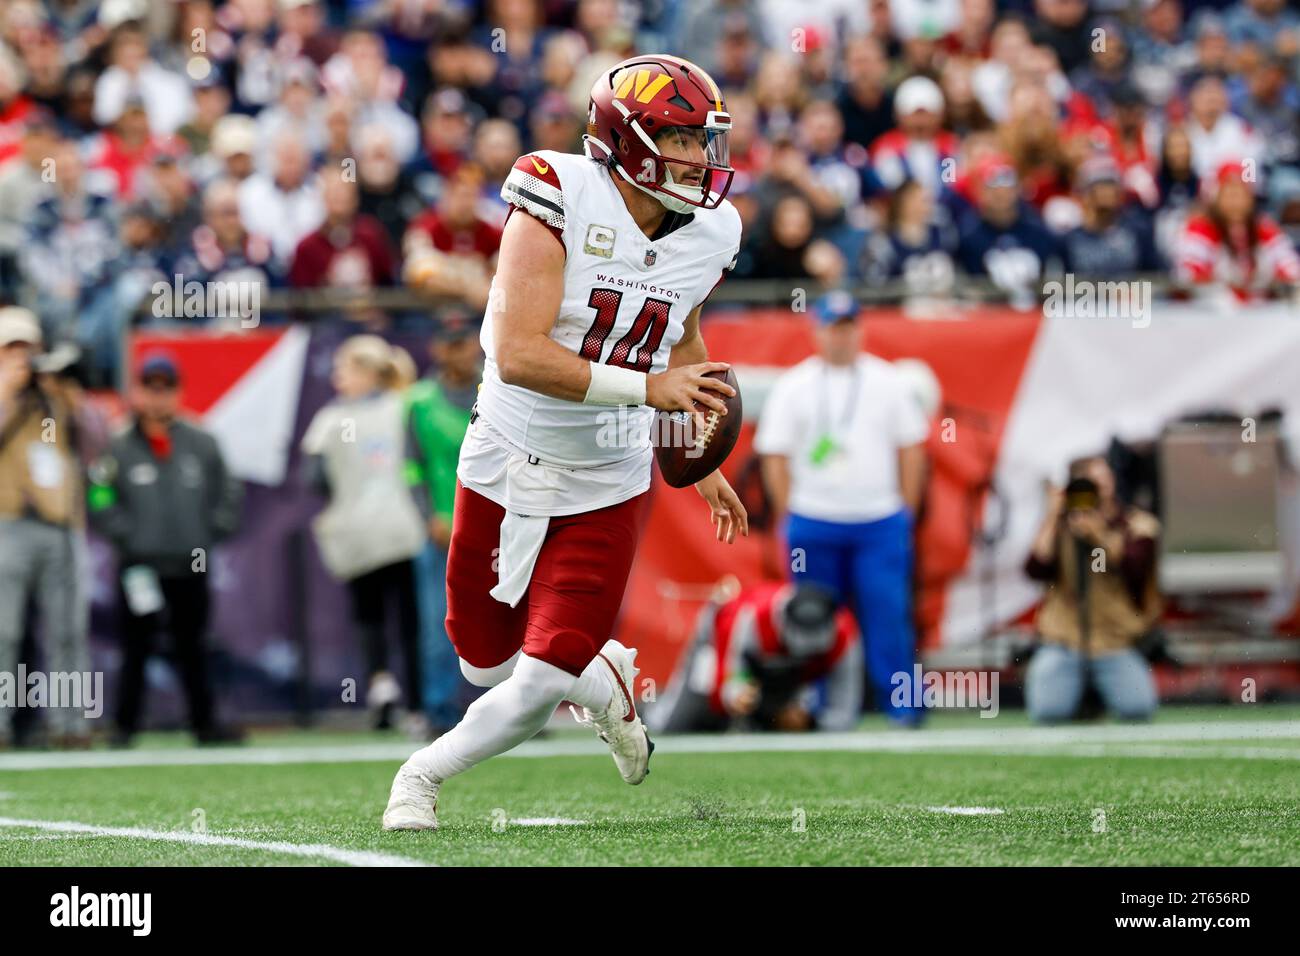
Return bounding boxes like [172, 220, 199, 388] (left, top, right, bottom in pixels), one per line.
[489, 508, 550, 607]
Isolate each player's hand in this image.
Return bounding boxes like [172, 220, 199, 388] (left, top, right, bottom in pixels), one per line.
[695, 470, 748, 544]
[722, 678, 759, 717]
[645, 361, 734, 418]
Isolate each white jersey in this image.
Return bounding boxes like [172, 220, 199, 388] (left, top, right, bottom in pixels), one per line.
[460, 149, 742, 516]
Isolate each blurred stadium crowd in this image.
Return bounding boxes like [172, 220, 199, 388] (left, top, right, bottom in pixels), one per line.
[2, 0, 1300, 385]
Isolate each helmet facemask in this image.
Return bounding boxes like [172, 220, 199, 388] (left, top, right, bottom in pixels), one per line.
[595, 106, 734, 213]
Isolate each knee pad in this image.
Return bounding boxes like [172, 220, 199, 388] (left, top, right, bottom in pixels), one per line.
[459, 650, 521, 688]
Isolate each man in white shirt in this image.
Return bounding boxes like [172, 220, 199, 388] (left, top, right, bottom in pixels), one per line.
[755, 290, 929, 725]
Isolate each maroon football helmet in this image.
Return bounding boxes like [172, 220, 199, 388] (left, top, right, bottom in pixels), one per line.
[583, 54, 734, 213]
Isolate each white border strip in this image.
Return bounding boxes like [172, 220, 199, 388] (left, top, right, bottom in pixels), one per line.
[0, 721, 1295, 771]
[0, 817, 432, 867]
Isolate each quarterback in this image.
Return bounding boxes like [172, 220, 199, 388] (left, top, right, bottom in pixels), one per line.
[384, 55, 748, 829]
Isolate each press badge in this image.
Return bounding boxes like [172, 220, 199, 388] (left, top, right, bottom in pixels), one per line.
[122, 565, 165, 616]
[26, 442, 64, 489]
[808, 435, 839, 467]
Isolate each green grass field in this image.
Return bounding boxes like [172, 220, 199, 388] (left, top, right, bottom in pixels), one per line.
[1, 705, 1297, 866]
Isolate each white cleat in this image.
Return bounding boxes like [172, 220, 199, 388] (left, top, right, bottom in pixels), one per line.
[571, 640, 654, 785]
[382, 763, 441, 831]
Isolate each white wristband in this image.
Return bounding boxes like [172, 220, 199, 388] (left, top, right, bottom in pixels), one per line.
[583, 362, 647, 406]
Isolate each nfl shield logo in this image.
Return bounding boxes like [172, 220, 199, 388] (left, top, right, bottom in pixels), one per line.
[644, 248, 657, 267]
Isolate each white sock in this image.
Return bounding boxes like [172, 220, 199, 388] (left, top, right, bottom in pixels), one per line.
[566, 654, 615, 712]
[406, 654, 577, 783]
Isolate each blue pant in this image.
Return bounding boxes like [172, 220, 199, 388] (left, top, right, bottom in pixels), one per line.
[1025, 644, 1157, 723]
[413, 541, 465, 728]
[786, 509, 918, 723]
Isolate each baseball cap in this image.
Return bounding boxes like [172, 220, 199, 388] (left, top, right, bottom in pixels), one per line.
[99, 0, 146, 30]
[815, 289, 859, 325]
[1076, 154, 1122, 190]
[974, 154, 1019, 190]
[211, 115, 258, 159]
[0, 306, 42, 348]
[434, 312, 479, 342]
[781, 583, 838, 657]
[894, 75, 945, 117]
[138, 352, 180, 385]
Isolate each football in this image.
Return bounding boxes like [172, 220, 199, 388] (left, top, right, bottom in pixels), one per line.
[653, 368, 743, 488]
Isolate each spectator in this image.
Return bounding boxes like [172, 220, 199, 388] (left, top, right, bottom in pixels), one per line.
[0, 113, 56, 299]
[939, 56, 994, 137]
[862, 178, 958, 292]
[87, 353, 244, 746]
[1028, 0, 1094, 74]
[651, 580, 863, 734]
[527, 89, 582, 155]
[404, 316, 481, 735]
[1175, 158, 1300, 301]
[413, 87, 476, 184]
[254, 58, 326, 171]
[1023, 455, 1161, 723]
[86, 96, 168, 199]
[356, 124, 425, 246]
[1184, 74, 1265, 182]
[1231, 52, 1300, 171]
[92, 22, 194, 136]
[237, 133, 325, 272]
[289, 175, 395, 292]
[1061, 155, 1162, 276]
[471, 118, 523, 226]
[172, 178, 275, 323]
[177, 67, 233, 159]
[999, 79, 1073, 213]
[20, 140, 117, 344]
[276, 0, 341, 67]
[201, 114, 258, 187]
[301, 335, 426, 735]
[710, 13, 761, 91]
[972, 16, 1033, 123]
[745, 190, 846, 283]
[755, 291, 929, 726]
[225, 0, 282, 113]
[320, 29, 418, 163]
[1153, 124, 1200, 258]
[81, 202, 169, 385]
[139, 153, 202, 259]
[1128, 0, 1193, 106]
[403, 163, 502, 310]
[0, 307, 92, 748]
[837, 36, 899, 154]
[869, 75, 959, 196]
[1106, 83, 1161, 210]
[1223, 0, 1300, 54]
[956, 154, 1063, 303]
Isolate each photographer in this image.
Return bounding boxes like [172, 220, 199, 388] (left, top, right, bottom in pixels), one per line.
[1023, 455, 1161, 723]
[649, 580, 863, 734]
[0, 308, 92, 749]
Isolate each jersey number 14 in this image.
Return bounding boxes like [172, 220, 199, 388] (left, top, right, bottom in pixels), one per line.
[579, 288, 673, 373]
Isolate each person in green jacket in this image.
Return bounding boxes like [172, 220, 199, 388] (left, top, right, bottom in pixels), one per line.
[406, 314, 480, 734]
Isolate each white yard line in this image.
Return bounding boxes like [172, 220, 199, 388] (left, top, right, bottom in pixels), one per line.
[0, 720, 1295, 771]
[0, 816, 432, 867]
[925, 806, 1005, 816]
[509, 817, 588, 826]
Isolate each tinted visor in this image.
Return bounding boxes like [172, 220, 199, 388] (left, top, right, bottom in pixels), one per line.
[655, 125, 731, 171]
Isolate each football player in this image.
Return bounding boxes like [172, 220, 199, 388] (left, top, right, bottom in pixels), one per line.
[384, 55, 747, 829]
[650, 580, 862, 734]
